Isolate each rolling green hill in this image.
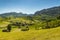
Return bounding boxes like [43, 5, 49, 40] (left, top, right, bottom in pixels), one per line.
[0, 6, 60, 29]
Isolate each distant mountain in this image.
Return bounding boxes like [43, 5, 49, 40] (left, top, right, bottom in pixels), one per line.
[34, 6, 60, 17]
[33, 6, 60, 20]
[0, 12, 28, 17]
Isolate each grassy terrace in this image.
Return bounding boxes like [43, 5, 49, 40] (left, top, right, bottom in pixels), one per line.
[0, 27, 60, 40]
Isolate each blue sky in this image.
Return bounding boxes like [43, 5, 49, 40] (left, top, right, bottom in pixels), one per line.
[0, 0, 60, 14]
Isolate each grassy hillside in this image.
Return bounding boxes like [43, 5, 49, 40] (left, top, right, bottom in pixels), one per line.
[0, 6, 60, 40]
[0, 27, 60, 40]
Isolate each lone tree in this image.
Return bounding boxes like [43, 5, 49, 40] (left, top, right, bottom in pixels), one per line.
[7, 24, 11, 32]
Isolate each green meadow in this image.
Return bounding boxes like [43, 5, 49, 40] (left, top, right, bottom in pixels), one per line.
[0, 27, 60, 40]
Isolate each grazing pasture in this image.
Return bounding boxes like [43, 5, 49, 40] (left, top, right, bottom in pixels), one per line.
[0, 27, 60, 40]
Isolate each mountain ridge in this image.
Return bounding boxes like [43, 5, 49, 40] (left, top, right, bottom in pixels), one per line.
[0, 6, 60, 18]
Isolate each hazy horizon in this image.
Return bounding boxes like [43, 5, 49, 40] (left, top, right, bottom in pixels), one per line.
[0, 0, 60, 14]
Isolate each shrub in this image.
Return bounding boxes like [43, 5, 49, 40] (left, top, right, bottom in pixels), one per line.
[21, 26, 29, 31]
[2, 29, 9, 32]
[21, 28, 29, 31]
